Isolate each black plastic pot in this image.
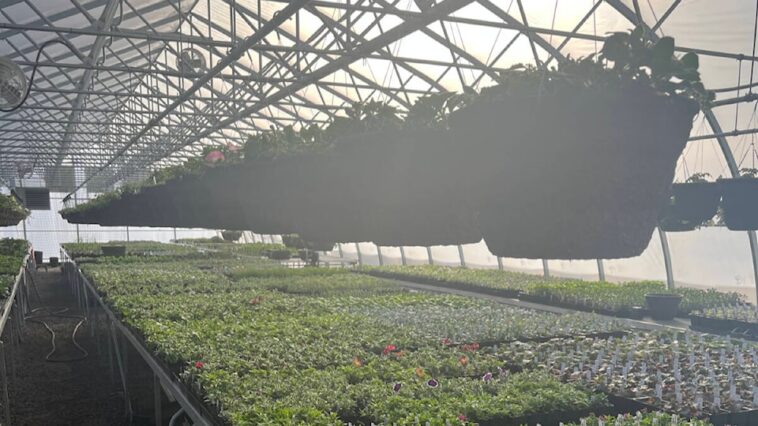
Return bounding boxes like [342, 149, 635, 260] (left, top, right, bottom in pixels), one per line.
[659, 181, 722, 231]
[33, 250, 43, 265]
[48, 257, 59, 267]
[719, 177, 758, 231]
[221, 230, 243, 241]
[645, 293, 682, 321]
[265, 249, 291, 260]
[101, 246, 126, 257]
[450, 83, 698, 259]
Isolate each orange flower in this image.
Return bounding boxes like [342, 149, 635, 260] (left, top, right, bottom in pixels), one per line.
[415, 367, 425, 378]
[352, 357, 363, 367]
[458, 355, 468, 367]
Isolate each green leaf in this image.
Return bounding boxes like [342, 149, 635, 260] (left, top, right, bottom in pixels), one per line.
[601, 32, 630, 62]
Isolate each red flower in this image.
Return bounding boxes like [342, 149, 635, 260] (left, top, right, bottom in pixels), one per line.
[194, 361, 204, 369]
[458, 414, 467, 423]
[441, 337, 452, 346]
[382, 344, 397, 356]
[462, 343, 480, 352]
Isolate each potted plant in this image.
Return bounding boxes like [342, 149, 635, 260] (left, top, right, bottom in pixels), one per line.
[659, 172, 722, 231]
[450, 27, 709, 259]
[645, 292, 682, 320]
[719, 168, 758, 230]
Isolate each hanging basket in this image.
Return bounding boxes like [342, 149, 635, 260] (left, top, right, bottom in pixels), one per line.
[658, 182, 722, 232]
[719, 177, 758, 231]
[296, 128, 480, 246]
[451, 83, 698, 259]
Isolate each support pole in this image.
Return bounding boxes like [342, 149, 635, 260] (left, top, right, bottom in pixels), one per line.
[658, 228, 675, 290]
[457, 245, 466, 267]
[542, 259, 550, 278]
[376, 245, 384, 266]
[597, 259, 606, 282]
[497, 257, 504, 270]
[399, 246, 407, 266]
[355, 243, 363, 266]
[0, 341, 9, 426]
[154, 374, 162, 426]
[426, 247, 434, 265]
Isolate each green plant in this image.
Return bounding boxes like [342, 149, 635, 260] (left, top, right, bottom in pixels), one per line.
[0, 194, 29, 226]
[686, 172, 711, 183]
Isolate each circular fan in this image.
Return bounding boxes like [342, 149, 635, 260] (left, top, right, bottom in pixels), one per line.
[176, 48, 207, 76]
[0, 57, 27, 109]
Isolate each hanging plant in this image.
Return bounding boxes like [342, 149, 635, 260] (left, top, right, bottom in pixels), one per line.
[659, 173, 722, 232]
[0, 194, 28, 227]
[449, 26, 708, 259]
[719, 168, 758, 231]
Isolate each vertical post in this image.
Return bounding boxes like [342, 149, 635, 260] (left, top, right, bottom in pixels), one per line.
[542, 259, 550, 278]
[126, 226, 130, 242]
[337, 243, 344, 258]
[355, 243, 363, 266]
[74, 190, 80, 243]
[426, 247, 434, 265]
[457, 245, 466, 267]
[497, 257, 504, 271]
[597, 259, 606, 282]
[173, 227, 178, 242]
[154, 374, 162, 426]
[376, 245, 384, 266]
[399, 246, 407, 266]
[658, 228, 675, 290]
[0, 341, 9, 426]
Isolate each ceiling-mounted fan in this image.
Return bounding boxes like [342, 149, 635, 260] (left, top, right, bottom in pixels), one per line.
[0, 57, 27, 110]
[176, 48, 207, 76]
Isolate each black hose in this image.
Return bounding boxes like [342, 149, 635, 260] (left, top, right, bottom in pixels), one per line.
[25, 306, 89, 362]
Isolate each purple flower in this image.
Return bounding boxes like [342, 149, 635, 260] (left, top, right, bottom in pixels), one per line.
[393, 382, 402, 393]
[482, 372, 493, 383]
[427, 378, 439, 388]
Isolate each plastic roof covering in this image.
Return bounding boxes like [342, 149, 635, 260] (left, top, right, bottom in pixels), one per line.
[0, 0, 753, 188]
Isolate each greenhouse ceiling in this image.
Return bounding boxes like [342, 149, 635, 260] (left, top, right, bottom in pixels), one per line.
[0, 0, 756, 192]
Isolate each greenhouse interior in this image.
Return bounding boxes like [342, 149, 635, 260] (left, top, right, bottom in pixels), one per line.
[4, 0, 758, 425]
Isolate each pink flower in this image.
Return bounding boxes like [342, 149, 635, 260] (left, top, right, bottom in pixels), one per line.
[204, 150, 225, 165]
[458, 414, 467, 422]
[194, 361, 204, 369]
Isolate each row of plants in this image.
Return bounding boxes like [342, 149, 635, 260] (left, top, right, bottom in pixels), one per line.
[567, 412, 713, 426]
[70, 243, 646, 425]
[690, 305, 758, 339]
[62, 28, 713, 259]
[359, 265, 745, 319]
[0, 238, 27, 297]
[659, 169, 758, 232]
[484, 330, 758, 422]
[0, 195, 28, 227]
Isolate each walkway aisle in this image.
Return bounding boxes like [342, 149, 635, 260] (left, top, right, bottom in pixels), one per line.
[9, 266, 126, 426]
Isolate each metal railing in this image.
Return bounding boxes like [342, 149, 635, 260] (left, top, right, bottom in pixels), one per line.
[0, 253, 32, 425]
[60, 249, 215, 426]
